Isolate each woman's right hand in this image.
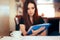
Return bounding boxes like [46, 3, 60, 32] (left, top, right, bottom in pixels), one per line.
[32, 26, 45, 35]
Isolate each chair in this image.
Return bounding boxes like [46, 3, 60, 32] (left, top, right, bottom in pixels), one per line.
[14, 15, 22, 30]
[48, 18, 59, 36]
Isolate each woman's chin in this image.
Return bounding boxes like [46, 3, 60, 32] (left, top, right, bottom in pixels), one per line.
[29, 15, 34, 17]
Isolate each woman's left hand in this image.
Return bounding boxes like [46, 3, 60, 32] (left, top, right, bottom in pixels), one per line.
[32, 26, 45, 35]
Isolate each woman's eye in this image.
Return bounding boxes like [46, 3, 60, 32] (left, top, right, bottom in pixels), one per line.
[32, 7, 35, 9]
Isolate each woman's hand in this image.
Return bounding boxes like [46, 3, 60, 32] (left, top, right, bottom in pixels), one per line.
[32, 26, 45, 36]
[20, 24, 27, 36]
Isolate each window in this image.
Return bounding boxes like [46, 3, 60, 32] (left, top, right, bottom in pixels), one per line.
[37, 0, 55, 18]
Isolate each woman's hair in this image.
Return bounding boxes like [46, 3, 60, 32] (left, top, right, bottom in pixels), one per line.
[23, 0, 39, 30]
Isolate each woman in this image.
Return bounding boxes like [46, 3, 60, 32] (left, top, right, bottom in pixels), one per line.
[19, 0, 47, 36]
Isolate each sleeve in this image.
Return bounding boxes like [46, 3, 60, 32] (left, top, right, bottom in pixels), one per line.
[19, 17, 24, 24]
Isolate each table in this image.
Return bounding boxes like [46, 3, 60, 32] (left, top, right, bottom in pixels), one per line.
[0, 36, 60, 40]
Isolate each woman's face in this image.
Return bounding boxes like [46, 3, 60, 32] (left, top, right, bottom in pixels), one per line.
[27, 3, 35, 17]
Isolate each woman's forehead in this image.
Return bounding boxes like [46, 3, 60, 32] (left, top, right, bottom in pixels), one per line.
[28, 3, 35, 8]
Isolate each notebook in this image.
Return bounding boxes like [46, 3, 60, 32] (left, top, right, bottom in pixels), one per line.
[27, 23, 51, 35]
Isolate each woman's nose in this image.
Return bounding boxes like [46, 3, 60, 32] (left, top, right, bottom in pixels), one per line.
[29, 9, 32, 12]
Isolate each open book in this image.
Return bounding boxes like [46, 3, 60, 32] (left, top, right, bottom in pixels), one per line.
[27, 23, 51, 35]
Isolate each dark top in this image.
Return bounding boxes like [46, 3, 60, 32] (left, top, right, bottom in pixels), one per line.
[19, 16, 44, 31]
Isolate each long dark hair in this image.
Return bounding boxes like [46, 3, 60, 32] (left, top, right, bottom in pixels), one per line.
[23, 0, 39, 31]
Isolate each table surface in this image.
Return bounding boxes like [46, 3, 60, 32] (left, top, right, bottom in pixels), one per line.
[0, 36, 60, 40]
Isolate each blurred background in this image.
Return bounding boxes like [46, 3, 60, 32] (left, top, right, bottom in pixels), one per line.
[0, 0, 60, 36]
